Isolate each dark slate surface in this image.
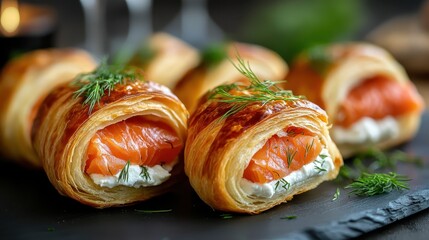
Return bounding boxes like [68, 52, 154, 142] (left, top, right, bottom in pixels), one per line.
[0, 112, 428, 240]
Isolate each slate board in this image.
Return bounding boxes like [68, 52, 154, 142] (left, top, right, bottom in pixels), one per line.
[0, 113, 428, 240]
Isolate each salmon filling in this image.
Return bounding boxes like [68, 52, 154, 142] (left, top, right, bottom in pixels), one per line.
[244, 127, 323, 184]
[85, 117, 182, 177]
[336, 75, 423, 127]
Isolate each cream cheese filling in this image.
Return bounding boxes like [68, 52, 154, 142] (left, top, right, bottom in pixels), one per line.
[90, 161, 176, 188]
[240, 148, 334, 199]
[332, 116, 399, 144]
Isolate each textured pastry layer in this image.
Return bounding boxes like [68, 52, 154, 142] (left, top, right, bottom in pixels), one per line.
[0, 49, 96, 166]
[174, 42, 288, 113]
[32, 80, 188, 208]
[128, 32, 200, 89]
[185, 97, 342, 214]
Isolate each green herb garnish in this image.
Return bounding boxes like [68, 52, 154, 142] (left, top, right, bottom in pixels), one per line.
[345, 172, 409, 197]
[280, 215, 297, 220]
[354, 148, 423, 173]
[332, 187, 340, 201]
[118, 160, 131, 183]
[274, 179, 291, 191]
[140, 166, 151, 181]
[335, 148, 423, 182]
[314, 159, 327, 174]
[208, 55, 302, 119]
[47, 227, 55, 232]
[220, 213, 233, 219]
[72, 61, 140, 113]
[286, 148, 297, 168]
[304, 139, 315, 158]
[135, 209, 173, 213]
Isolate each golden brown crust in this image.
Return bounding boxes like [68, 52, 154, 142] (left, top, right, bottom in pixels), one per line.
[32, 80, 188, 208]
[0, 49, 96, 166]
[174, 42, 288, 113]
[284, 43, 425, 157]
[128, 32, 200, 89]
[185, 97, 342, 214]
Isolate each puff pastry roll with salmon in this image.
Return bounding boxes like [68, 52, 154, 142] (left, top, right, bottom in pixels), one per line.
[128, 32, 200, 89]
[174, 42, 288, 113]
[284, 43, 425, 157]
[32, 64, 188, 208]
[185, 60, 342, 214]
[0, 49, 96, 167]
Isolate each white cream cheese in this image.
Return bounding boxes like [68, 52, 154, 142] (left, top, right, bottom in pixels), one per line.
[240, 148, 334, 198]
[332, 116, 399, 144]
[90, 162, 175, 188]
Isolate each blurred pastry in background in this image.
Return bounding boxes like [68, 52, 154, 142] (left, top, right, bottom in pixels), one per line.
[284, 43, 424, 157]
[367, 0, 429, 74]
[174, 42, 288, 113]
[0, 49, 96, 167]
[127, 32, 200, 89]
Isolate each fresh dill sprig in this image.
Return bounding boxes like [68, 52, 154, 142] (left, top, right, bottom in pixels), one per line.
[220, 213, 234, 219]
[304, 139, 315, 158]
[335, 164, 355, 182]
[118, 160, 131, 183]
[332, 187, 340, 201]
[345, 172, 410, 197]
[335, 148, 423, 183]
[354, 148, 423, 173]
[286, 148, 297, 168]
[274, 179, 291, 191]
[208, 56, 302, 119]
[134, 209, 172, 213]
[314, 159, 327, 174]
[72, 61, 140, 113]
[280, 215, 297, 220]
[140, 166, 151, 181]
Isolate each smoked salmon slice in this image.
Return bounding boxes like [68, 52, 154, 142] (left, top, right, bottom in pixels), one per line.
[243, 127, 322, 183]
[337, 75, 423, 127]
[85, 117, 182, 176]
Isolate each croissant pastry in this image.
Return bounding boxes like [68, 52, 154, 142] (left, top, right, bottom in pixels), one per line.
[284, 43, 425, 157]
[128, 32, 200, 89]
[0, 49, 96, 166]
[185, 61, 342, 214]
[174, 42, 288, 113]
[32, 65, 188, 207]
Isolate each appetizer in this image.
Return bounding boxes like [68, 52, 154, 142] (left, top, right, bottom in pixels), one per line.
[0, 49, 96, 166]
[128, 32, 200, 89]
[185, 59, 342, 214]
[32, 64, 188, 207]
[174, 42, 288, 113]
[284, 43, 424, 157]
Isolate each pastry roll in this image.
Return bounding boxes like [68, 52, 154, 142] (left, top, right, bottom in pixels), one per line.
[174, 42, 288, 113]
[0, 49, 96, 167]
[32, 65, 188, 207]
[128, 32, 200, 89]
[284, 43, 425, 157]
[185, 61, 342, 214]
